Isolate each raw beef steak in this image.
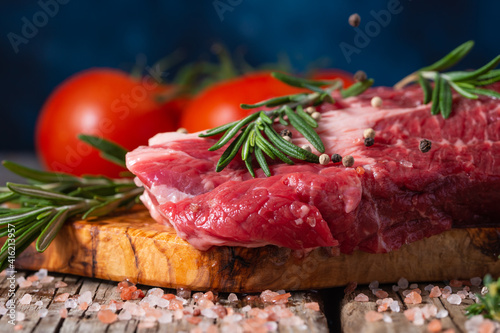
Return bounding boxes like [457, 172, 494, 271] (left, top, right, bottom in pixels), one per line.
[126, 84, 500, 253]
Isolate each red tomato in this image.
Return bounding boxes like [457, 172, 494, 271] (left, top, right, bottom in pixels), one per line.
[179, 72, 308, 133]
[309, 69, 355, 88]
[36, 68, 184, 178]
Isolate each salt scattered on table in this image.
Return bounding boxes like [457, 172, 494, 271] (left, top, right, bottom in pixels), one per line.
[118, 310, 132, 320]
[87, 303, 100, 312]
[35, 268, 48, 280]
[389, 301, 400, 313]
[368, 280, 379, 290]
[447, 294, 462, 305]
[40, 276, 54, 284]
[354, 293, 369, 302]
[470, 276, 482, 286]
[383, 314, 392, 323]
[16, 312, 25, 322]
[424, 284, 434, 292]
[409, 283, 418, 289]
[436, 309, 449, 319]
[227, 293, 238, 302]
[19, 294, 32, 305]
[39, 308, 48, 318]
[35, 300, 43, 306]
[78, 290, 93, 305]
[55, 281, 68, 288]
[397, 277, 409, 289]
[65, 298, 77, 309]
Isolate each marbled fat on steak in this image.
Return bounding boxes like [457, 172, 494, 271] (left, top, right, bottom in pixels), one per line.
[126, 84, 500, 253]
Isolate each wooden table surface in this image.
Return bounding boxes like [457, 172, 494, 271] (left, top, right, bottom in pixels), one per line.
[0, 269, 481, 333]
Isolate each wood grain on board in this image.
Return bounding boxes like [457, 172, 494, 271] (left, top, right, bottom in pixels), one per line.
[12, 206, 500, 293]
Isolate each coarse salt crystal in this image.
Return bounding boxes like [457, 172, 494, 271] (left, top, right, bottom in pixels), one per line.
[55, 281, 68, 288]
[158, 311, 173, 324]
[98, 309, 117, 324]
[35, 269, 48, 279]
[148, 288, 164, 298]
[371, 288, 381, 295]
[16, 312, 25, 322]
[54, 293, 70, 302]
[457, 290, 468, 299]
[404, 291, 422, 304]
[35, 301, 43, 306]
[409, 283, 418, 289]
[392, 285, 399, 292]
[227, 293, 238, 302]
[369, 280, 379, 290]
[470, 277, 482, 287]
[19, 280, 32, 289]
[65, 299, 78, 309]
[465, 315, 484, 332]
[397, 277, 409, 289]
[389, 301, 400, 312]
[354, 293, 369, 302]
[241, 305, 251, 312]
[436, 309, 449, 319]
[88, 303, 101, 312]
[305, 302, 320, 311]
[447, 294, 462, 305]
[201, 307, 219, 319]
[375, 290, 388, 299]
[383, 314, 392, 323]
[60, 308, 68, 318]
[40, 276, 54, 284]
[449, 279, 462, 288]
[428, 318, 442, 333]
[20, 294, 32, 305]
[78, 291, 93, 305]
[0, 305, 7, 315]
[118, 310, 132, 320]
[429, 286, 442, 298]
[424, 284, 434, 292]
[365, 310, 383, 322]
[39, 308, 48, 318]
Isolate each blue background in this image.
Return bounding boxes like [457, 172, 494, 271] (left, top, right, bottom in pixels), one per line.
[1, 0, 498, 151]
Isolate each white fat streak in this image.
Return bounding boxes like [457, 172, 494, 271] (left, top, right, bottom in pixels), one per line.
[148, 131, 203, 146]
[150, 184, 193, 204]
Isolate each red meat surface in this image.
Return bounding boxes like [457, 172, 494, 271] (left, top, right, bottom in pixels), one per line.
[126, 84, 500, 253]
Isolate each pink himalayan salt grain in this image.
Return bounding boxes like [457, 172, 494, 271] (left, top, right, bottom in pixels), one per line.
[375, 290, 388, 299]
[377, 298, 393, 312]
[14, 324, 23, 331]
[260, 290, 279, 303]
[78, 302, 88, 311]
[305, 302, 320, 311]
[271, 292, 291, 304]
[19, 280, 32, 289]
[478, 320, 496, 333]
[40, 276, 54, 284]
[20, 294, 32, 305]
[430, 286, 442, 298]
[27, 275, 38, 282]
[203, 291, 215, 301]
[404, 291, 422, 304]
[167, 298, 183, 310]
[365, 310, 383, 322]
[60, 308, 68, 318]
[211, 305, 228, 318]
[449, 279, 463, 288]
[428, 319, 442, 333]
[55, 281, 68, 288]
[138, 322, 155, 329]
[354, 293, 369, 302]
[54, 293, 70, 302]
[344, 282, 357, 295]
[441, 287, 452, 299]
[457, 290, 468, 299]
[98, 309, 118, 324]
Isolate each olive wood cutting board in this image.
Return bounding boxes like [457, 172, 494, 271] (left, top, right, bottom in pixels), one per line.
[13, 206, 500, 292]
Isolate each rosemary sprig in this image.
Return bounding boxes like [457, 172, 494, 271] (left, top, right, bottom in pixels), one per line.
[0, 136, 142, 272]
[395, 41, 500, 118]
[466, 275, 500, 321]
[200, 72, 373, 176]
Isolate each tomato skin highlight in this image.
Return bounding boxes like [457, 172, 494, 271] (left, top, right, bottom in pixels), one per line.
[179, 72, 308, 133]
[36, 68, 181, 178]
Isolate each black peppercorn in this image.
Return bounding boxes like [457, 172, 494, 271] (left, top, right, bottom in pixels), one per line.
[331, 154, 342, 164]
[364, 137, 374, 147]
[419, 139, 432, 153]
[354, 70, 367, 82]
[280, 129, 292, 138]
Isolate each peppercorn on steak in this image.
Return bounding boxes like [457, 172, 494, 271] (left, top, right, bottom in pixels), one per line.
[126, 84, 500, 253]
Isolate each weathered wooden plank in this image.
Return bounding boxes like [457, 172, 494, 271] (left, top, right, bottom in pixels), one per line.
[0, 271, 331, 333]
[12, 206, 500, 292]
[342, 282, 481, 333]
